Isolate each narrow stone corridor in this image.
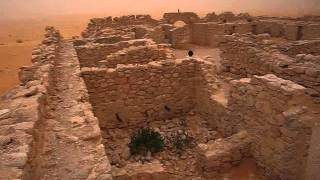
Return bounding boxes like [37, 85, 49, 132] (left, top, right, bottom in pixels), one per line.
[27, 40, 111, 180]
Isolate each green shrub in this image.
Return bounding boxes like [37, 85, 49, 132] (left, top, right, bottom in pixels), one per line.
[128, 127, 164, 156]
[169, 131, 195, 155]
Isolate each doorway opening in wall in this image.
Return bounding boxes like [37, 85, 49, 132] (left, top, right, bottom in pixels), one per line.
[174, 20, 187, 27]
[297, 26, 303, 40]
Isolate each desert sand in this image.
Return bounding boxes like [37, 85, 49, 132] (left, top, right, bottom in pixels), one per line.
[0, 15, 92, 95]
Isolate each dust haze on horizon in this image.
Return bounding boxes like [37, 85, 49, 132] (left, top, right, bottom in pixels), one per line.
[1, 0, 320, 20]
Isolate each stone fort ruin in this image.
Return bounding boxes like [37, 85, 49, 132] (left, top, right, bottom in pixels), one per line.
[1, 11, 320, 180]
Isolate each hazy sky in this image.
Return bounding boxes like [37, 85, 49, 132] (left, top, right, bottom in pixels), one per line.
[1, 0, 320, 19]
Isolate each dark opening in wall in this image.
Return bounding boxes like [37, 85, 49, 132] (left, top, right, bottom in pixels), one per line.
[252, 25, 257, 35]
[164, 105, 171, 112]
[297, 26, 303, 40]
[115, 113, 123, 122]
[230, 26, 236, 35]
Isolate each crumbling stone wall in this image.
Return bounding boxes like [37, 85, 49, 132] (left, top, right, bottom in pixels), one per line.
[220, 35, 320, 101]
[202, 12, 218, 22]
[217, 12, 236, 23]
[279, 39, 320, 57]
[196, 73, 320, 179]
[170, 25, 192, 48]
[192, 23, 210, 46]
[75, 39, 152, 67]
[203, 12, 253, 23]
[227, 75, 320, 180]
[82, 15, 159, 38]
[19, 27, 61, 85]
[254, 21, 284, 37]
[99, 45, 173, 68]
[133, 25, 166, 44]
[81, 59, 197, 129]
[301, 24, 320, 40]
[191, 22, 252, 47]
[197, 131, 252, 178]
[0, 27, 61, 179]
[165, 13, 320, 45]
[255, 20, 320, 40]
[163, 12, 200, 25]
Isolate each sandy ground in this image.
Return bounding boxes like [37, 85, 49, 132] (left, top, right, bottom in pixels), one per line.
[0, 15, 92, 95]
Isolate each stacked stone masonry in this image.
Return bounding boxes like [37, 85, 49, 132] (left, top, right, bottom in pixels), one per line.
[220, 34, 320, 102]
[228, 75, 320, 180]
[75, 39, 153, 67]
[197, 131, 252, 178]
[81, 59, 198, 129]
[1, 11, 320, 180]
[0, 27, 61, 179]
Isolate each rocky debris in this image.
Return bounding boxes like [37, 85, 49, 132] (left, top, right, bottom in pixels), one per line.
[101, 114, 221, 179]
[0, 135, 12, 147]
[0, 26, 62, 180]
[82, 15, 158, 38]
[112, 160, 173, 180]
[74, 38, 154, 67]
[220, 33, 320, 102]
[224, 74, 320, 179]
[2, 11, 320, 180]
[197, 131, 251, 178]
[98, 44, 170, 68]
[0, 109, 10, 119]
[23, 40, 112, 180]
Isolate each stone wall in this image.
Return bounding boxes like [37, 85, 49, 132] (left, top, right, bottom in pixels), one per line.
[254, 21, 284, 37]
[255, 20, 320, 40]
[197, 131, 251, 178]
[170, 26, 192, 48]
[191, 23, 209, 46]
[302, 24, 320, 40]
[92, 35, 134, 44]
[192, 19, 320, 44]
[279, 40, 320, 57]
[196, 73, 320, 179]
[163, 12, 200, 24]
[75, 39, 153, 67]
[145, 26, 166, 44]
[220, 35, 320, 102]
[0, 27, 61, 179]
[1, 27, 113, 179]
[99, 45, 173, 68]
[227, 75, 320, 180]
[82, 15, 159, 38]
[81, 59, 197, 129]
[191, 22, 252, 47]
[19, 27, 61, 85]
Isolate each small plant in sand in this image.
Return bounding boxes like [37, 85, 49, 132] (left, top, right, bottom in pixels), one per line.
[128, 127, 164, 156]
[169, 130, 195, 156]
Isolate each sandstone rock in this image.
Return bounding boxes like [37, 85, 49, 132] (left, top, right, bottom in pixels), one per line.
[0, 135, 12, 147]
[121, 147, 131, 160]
[4, 153, 28, 168]
[0, 109, 11, 119]
[24, 87, 39, 97]
[13, 122, 35, 134]
[97, 174, 113, 180]
[305, 68, 319, 77]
